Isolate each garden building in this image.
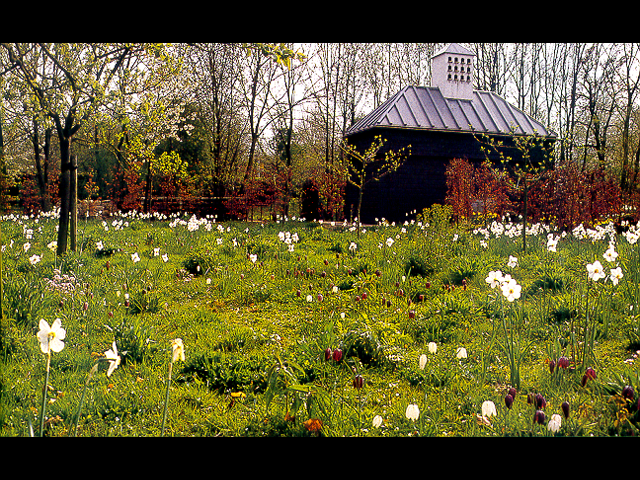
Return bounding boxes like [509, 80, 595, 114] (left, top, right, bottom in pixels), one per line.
[343, 43, 556, 224]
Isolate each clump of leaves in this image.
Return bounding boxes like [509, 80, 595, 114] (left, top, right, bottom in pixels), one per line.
[112, 317, 156, 364]
[528, 262, 567, 295]
[341, 323, 384, 366]
[212, 325, 269, 352]
[404, 255, 434, 278]
[182, 250, 213, 276]
[128, 288, 161, 314]
[445, 256, 480, 286]
[94, 246, 120, 258]
[3, 276, 51, 328]
[181, 351, 269, 394]
[328, 243, 343, 254]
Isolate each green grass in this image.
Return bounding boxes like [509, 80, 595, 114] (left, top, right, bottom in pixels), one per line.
[1, 209, 639, 437]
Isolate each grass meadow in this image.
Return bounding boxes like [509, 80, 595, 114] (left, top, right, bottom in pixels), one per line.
[1, 205, 640, 437]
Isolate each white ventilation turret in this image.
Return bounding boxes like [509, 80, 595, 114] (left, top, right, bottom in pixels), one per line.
[431, 43, 475, 100]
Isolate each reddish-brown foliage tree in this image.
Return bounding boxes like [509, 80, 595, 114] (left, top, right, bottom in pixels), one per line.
[445, 158, 475, 221]
[446, 157, 628, 230]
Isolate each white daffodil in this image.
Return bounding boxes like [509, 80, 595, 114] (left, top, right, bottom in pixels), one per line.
[104, 342, 121, 377]
[385, 237, 394, 248]
[610, 267, 624, 286]
[485, 270, 503, 289]
[603, 247, 618, 263]
[587, 260, 606, 281]
[131, 252, 141, 263]
[501, 279, 522, 302]
[507, 255, 518, 268]
[405, 403, 420, 421]
[171, 338, 185, 363]
[29, 254, 41, 266]
[37, 318, 66, 354]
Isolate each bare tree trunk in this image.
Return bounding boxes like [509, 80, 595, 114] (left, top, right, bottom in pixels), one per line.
[57, 135, 72, 256]
[144, 157, 153, 213]
[70, 155, 78, 252]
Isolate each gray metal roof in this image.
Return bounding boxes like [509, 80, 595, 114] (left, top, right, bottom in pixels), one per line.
[433, 43, 474, 58]
[345, 85, 556, 138]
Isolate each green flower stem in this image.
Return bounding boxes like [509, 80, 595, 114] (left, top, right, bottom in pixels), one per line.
[582, 280, 598, 369]
[161, 358, 174, 436]
[0, 221, 4, 322]
[500, 294, 521, 390]
[39, 352, 51, 437]
[71, 363, 98, 437]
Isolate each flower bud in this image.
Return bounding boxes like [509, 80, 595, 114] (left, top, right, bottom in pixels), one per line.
[534, 393, 546, 409]
[372, 415, 383, 428]
[533, 410, 546, 425]
[405, 403, 420, 421]
[585, 367, 597, 380]
[549, 359, 556, 374]
[504, 394, 514, 409]
[324, 347, 333, 361]
[561, 401, 570, 419]
[353, 374, 364, 389]
[622, 385, 635, 400]
[332, 348, 343, 362]
[508, 387, 517, 400]
[418, 353, 428, 370]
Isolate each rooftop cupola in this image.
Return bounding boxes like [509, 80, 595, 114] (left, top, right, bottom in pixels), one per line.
[431, 43, 475, 100]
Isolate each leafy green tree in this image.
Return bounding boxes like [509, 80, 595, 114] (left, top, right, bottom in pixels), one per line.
[0, 43, 177, 254]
